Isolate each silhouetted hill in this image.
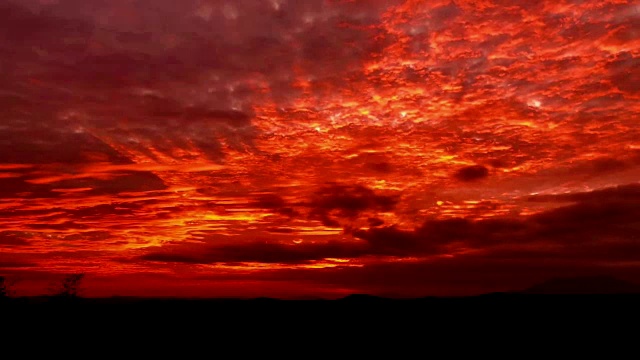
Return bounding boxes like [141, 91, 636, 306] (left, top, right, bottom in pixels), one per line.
[522, 275, 640, 295]
[339, 294, 388, 302]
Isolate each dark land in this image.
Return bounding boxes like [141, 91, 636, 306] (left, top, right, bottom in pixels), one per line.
[3, 280, 640, 344]
[3, 276, 640, 320]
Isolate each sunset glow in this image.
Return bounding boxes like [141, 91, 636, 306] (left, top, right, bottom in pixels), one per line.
[1, 0, 639, 298]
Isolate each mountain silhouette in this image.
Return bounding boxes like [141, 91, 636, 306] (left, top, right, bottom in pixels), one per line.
[522, 275, 640, 295]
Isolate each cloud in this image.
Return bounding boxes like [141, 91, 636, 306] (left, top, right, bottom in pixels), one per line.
[62, 231, 112, 242]
[140, 240, 367, 265]
[2, 0, 639, 297]
[0, 170, 167, 199]
[27, 221, 90, 231]
[453, 165, 489, 182]
[251, 193, 299, 217]
[137, 182, 640, 266]
[607, 51, 640, 94]
[355, 183, 640, 256]
[529, 193, 640, 243]
[352, 217, 527, 256]
[0, 261, 37, 269]
[309, 183, 398, 216]
[263, 251, 640, 297]
[0, 0, 404, 164]
[0, 125, 130, 165]
[66, 201, 160, 219]
[307, 183, 399, 227]
[246, 184, 400, 226]
[0, 232, 31, 247]
[527, 183, 640, 204]
[366, 162, 394, 174]
[544, 155, 640, 180]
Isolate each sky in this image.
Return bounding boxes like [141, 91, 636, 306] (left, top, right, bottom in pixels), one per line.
[1, 0, 639, 298]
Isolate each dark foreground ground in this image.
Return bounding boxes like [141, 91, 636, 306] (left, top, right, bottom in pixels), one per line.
[4, 293, 640, 319]
[3, 293, 639, 346]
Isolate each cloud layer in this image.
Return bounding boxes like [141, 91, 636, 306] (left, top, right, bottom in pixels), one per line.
[1, 0, 639, 297]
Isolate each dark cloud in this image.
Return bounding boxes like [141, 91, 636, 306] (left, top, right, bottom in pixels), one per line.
[589, 157, 632, 174]
[523, 275, 640, 295]
[453, 165, 489, 182]
[0, 207, 54, 220]
[139, 183, 640, 265]
[530, 200, 640, 243]
[309, 184, 398, 217]
[251, 193, 299, 217]
[0, 177, 56, 199]
[606, 51, 639, 94]
[527, 183, 640, 203]
[60, 171, 167, 195]
[486, 159, 508, 168]
[141, 240, 367, 265]
[0, 261, 37, 269]
[27, 221, 90, 231]
[253, 194, 287, 209]
[0, 0, 403, 163]
[0, 232, 31, 247]
[62, 231, 112, 241]
[0, 128, 131, 165]
[352, 226, 423, 256]
[315, 214, 342, 228]
[356, 183, 640, 256]
[307, 183, 399, 227]
[148, 105, 252, 128]
[245, 185, 401, 227]
[352, 217, 527, 256]
[551, 156, 640, 179]
[268, 252, 640, 297]
[66, 201, 159, 219]
[366, 162, 394, 174]
[265, 227, 296, 234]
[0, 171, 167, 199]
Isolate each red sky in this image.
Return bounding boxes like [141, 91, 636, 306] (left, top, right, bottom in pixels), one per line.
[1, 0, 639, 298]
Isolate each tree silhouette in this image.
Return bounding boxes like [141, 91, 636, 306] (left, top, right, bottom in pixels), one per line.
[54, 273, 86, 299]
[0, 276, 14, 299]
